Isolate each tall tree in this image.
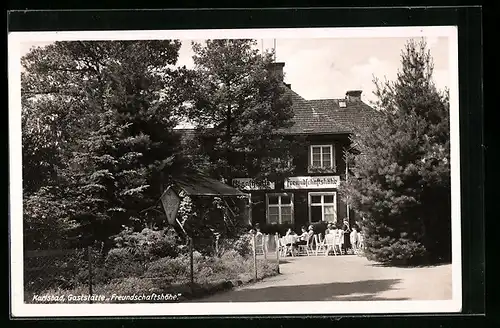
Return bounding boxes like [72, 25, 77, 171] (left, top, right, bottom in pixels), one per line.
[21, 41, 188, 249]
[340, 39, 451, 264]
[183, 39, 297, 184]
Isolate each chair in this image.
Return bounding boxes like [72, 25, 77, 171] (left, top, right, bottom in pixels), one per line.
[314, 234, 327, 256]
[281, 235, 295, 257]
[323, 233, 335, 256]
[357, 233, 364, 255]
[277, 237, 287, 257]
[297, 235, 313, 256]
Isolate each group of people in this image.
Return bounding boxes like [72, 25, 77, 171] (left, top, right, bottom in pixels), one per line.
[249, 220, 362, 254]
[281, 219, 362, 254]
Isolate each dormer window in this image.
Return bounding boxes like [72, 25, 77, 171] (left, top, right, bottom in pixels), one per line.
[309, 144, 336, 172]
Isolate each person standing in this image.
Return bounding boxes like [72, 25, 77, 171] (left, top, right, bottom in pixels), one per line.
[342, 218, 352, 254]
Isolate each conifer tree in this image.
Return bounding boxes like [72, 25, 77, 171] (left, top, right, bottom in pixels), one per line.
[340, 39, 451, 264]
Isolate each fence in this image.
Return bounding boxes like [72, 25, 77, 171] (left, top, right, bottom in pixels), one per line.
[23, 233, 282, 303]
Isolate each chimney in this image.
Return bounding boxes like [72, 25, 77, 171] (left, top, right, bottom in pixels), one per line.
[346, 90, 362, 102]
[268, 62, 285, 81]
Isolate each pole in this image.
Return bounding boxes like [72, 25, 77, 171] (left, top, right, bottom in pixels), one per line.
[87, 245, 93, 304]
[252, 233, 258, 282]
[275, 233, 280, 274]
[263, 234, 267, 261]
[189, 237, 194, 285]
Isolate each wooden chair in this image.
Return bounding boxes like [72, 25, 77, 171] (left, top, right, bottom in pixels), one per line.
[324, 233, 335, 256]
[277, 237, 287, 257]
[282, 235, 296, 257]
[297, 235, 313, 256]
[357, 233, 365, 256]
[334, 230, 345, 255]
[314, 234, 327, 256]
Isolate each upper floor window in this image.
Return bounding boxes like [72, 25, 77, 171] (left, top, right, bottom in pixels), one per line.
[309, 144, 335, 171]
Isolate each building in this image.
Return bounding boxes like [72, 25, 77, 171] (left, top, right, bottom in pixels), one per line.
[177, 62, 378, 230]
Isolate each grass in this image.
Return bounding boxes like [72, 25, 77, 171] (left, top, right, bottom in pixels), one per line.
[25, 251, 278, 303]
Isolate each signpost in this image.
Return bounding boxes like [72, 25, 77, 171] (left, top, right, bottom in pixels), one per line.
[160, 186, 181, 225]
[160, 186, 193, 284]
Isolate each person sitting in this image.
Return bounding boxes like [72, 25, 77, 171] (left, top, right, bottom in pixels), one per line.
[324, 223, 334, 235]
[294, 226, 308, 247]
[255, 223, 263, 236]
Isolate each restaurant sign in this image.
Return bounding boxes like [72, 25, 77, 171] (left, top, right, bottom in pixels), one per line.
[232, 178, 275, 190]
[284, 176, 340, 189]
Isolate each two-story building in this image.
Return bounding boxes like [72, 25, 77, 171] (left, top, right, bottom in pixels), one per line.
[230, 62, 377, 229]
[176, 62, 377, 230]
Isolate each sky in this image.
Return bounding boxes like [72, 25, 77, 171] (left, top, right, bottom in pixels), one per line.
[19, 36, 449, 106]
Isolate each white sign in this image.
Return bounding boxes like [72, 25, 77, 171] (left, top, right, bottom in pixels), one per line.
[160, 187, 181, 225]
[232, 178, 275, 190]
[284, 176, 340, 189]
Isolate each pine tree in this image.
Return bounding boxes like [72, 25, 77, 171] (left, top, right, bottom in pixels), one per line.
[21, 41, 188, 249]
[340, 39, 451, 264]
[183, 39, 298, 184]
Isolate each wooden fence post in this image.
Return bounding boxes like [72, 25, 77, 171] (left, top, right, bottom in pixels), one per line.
[263, 234, 267, 260]
[252, 233, 258, 282]
[87, 246, 93, 304]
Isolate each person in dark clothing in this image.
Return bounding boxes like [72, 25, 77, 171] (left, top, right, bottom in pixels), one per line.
[342, 218, 352, 253]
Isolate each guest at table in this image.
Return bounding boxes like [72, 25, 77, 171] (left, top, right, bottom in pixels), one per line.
[294, 226, 308, 247]
[325, 223, 334, 235]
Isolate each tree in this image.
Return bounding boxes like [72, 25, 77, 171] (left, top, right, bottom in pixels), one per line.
[21, 41, 189, 249]
[182, 39, 298, 184]
[340, 39, 451, 265]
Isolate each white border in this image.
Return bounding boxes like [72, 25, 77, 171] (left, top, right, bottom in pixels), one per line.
[9, 26, 461, 317]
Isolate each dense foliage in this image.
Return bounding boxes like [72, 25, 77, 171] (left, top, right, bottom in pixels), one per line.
[21, 41, 189, 250]
[340, 40, 451, 265]
[182, 39, 300, 184]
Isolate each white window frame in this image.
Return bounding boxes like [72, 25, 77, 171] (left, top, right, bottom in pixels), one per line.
[309, 144, 336, 170]
[308, 192, 337, 223]
[266, 193, 294, 225]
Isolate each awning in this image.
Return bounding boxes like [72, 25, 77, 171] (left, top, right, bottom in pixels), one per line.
[172, 175, 247, 197]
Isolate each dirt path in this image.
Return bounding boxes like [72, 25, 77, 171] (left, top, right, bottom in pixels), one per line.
[196, 255, 452, 302]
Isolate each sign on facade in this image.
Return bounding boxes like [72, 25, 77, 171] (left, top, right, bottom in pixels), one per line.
[232, 178, 275, 190]
[160, 187, 181, 225]
[284, 176, 340, 189]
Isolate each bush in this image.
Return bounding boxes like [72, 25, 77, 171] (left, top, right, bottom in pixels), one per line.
[364, 233, 428, 265]
[218, 234, 253, 258]
[143, 256, 189, 283]
[111, 226, 183, 261]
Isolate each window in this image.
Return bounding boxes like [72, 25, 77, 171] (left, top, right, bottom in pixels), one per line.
[266, 193, 294, 224]
[309, 192, 337, 223]
[309, 144, 335, 170]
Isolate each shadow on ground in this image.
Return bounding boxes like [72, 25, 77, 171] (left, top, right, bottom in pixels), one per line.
[195, 279, 404, 302]
[369, 262, 452, 269]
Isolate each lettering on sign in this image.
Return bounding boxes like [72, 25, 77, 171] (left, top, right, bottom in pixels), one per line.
[284, 176, 340, 189]
[232, 178, 275, 191]
[160, 187, 181, 225]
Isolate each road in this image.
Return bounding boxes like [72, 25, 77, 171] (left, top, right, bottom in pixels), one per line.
[196, 255, 452, 302]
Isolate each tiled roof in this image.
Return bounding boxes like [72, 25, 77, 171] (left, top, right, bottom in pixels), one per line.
[307, 98, 379, 134]
[173, 86, 378, 139]
[278, 88, 352, 135]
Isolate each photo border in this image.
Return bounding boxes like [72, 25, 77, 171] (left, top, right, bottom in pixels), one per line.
[7, 7, 484, 320]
